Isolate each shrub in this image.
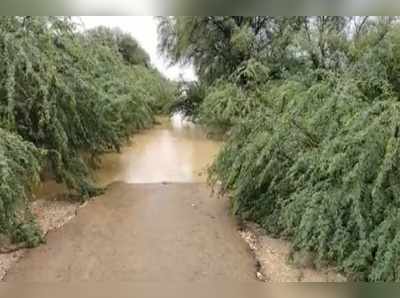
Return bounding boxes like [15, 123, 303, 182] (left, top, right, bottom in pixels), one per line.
[168, 81, 205, 119]
[199, 81, 265, 134]
[0, 129, 43, 244]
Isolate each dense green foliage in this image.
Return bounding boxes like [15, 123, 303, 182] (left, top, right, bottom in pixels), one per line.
[160, 16, 400, 280]
[168, 81, 205, 119]
[0, 129, 43, 246]
[0, 16, 174, 244]
[86, 26, 151, 67]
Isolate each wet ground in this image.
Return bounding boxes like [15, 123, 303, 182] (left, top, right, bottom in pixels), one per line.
[5, 114, 257, 282]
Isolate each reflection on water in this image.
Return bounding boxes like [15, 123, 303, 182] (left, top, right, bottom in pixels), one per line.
[93, 113, 222, 185]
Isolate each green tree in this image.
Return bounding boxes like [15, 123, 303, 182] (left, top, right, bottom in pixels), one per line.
[158, 17, 304, 84]
[85, 26, 150, 67]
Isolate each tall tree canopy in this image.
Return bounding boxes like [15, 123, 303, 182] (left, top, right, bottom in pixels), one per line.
[158, 17, 307, 83]
[85, 26, 151, 67]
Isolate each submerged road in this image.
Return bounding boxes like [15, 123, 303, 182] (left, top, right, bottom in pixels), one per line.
[5, 115, 256, 281]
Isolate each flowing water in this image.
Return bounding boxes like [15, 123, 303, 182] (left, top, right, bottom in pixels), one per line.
[94, 114, 222, 185]
[5, 114, 257, 282]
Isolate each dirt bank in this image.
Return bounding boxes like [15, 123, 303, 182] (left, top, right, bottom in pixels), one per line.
[239, 222, 346, 282]
[0, 198, 81, 280]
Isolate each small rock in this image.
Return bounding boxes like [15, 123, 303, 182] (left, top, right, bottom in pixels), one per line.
[256, 271, 265, 281]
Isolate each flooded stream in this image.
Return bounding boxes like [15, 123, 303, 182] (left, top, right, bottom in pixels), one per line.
[94, 113, 222, 186]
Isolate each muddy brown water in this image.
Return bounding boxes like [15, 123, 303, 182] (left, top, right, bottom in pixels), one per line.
[5, 114, 257, 282]
[93, 114, 222, 185]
